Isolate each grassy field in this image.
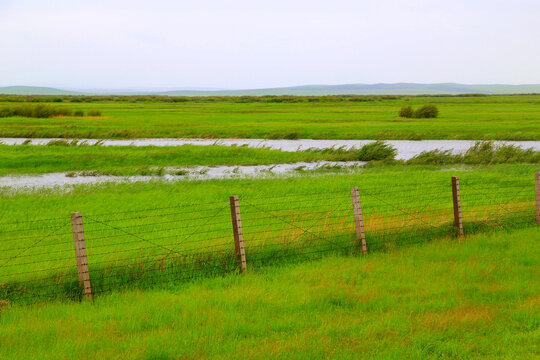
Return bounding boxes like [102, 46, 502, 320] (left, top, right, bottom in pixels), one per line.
[0, 144, 365, 176]
[0, 141, 537, 176]
[0, 164, 537, 304]
[1, 95, 539, 140]
[0, 226, 538, 359]
[0, 94, 538, 358]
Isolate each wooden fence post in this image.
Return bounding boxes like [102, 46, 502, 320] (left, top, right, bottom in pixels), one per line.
[229, 196, 247, 272]
[451, 177, 464, 236]
[351, 187, 368, 255]
[70, 212, 93, 300]
[535, 172, 540, 225]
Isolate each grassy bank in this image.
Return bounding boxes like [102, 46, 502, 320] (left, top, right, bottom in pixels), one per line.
[0, 226, 538, 359]
[0, 95, 539, 139]
[0, 141, 537, 177]
[0, 144, 366, 176]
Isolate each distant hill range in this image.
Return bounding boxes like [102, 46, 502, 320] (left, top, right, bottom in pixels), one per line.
[2, 83, 540, 96]
[0, 86, 82, 95]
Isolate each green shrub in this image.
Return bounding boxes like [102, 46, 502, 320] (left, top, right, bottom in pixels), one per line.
[55, 107, 73, 116]
[414, 104, 439, 118]
[31, 104, 56, 118]
[73, 110, 84, 117]
[0, 107, 14, 118]
[355, 141, 397, 161]
[87, 109, 102, 116]
[13, 105, 34, 117]
[398, 106, 414, 118]
[0, 104, 82, 118]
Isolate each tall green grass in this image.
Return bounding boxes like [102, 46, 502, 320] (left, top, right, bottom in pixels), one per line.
[408, 141, 540, 165]
[0, 104, 102, 118]
[0, 165, 537, 305]
[0, 142, 389, 176]
[3, 140, 536, 178]
[0, 226, 538, 359]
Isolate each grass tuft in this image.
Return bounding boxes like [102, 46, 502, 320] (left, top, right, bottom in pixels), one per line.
[408, 141, 540, 165]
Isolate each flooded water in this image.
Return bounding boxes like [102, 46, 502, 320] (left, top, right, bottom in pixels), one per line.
[2, 138, 540, 160]
[1, 137, 538, 189]
[0, 161, 365, 190]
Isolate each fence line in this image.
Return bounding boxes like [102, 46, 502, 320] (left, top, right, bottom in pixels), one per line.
[0, 173, 538, 305]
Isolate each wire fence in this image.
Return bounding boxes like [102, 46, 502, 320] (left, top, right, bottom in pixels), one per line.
[0, 174, 538, 305]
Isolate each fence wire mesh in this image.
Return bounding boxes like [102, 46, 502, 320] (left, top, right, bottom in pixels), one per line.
[0, 176, 537, 305]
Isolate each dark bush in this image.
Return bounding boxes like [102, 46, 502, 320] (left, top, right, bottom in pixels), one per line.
[73, 110, 84, 117]
[0, 104, 94, 118]
[398, 106, 414, 118]
[13, 105, 34, 117]
[0, 107, 14, 118]
[32, 104, 57, 118]
[414, 104, 439, 118]
[56, 107, 73, 116]
[87, 109, 102, 116]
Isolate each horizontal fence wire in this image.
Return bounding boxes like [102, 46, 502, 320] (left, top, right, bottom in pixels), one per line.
[0, 175, 537, 306]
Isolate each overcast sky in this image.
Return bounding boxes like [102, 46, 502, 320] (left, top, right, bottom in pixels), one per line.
[0, 0, 539, 90]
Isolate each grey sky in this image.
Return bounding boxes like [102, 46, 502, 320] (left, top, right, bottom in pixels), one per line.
[1, 0, 539, 89]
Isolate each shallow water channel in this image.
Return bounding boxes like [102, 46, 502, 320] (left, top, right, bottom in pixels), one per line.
[1, 138, 539, 189]
[2, 138, 540, 160]
[0, 161, 366, 189]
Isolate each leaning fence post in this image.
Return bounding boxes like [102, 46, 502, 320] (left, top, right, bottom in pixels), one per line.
[351, 187, 368, 254]
[70, 212, 93, 300]
[229, 196, 247, 272]
[535, 172, 540, 225]
[451, 177, 464, 236]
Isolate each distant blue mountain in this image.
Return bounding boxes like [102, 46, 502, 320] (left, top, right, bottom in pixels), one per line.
[1, 83, 540, 96]
[0, 86, 82, 95]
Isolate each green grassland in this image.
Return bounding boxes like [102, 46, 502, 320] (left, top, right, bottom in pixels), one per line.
[0, 164, 537, 304]
[0, 94, 538, 358]
[1, 95, 539, 139]
[2, 164, 535, 224]
[0, 144, 362, 176]
[0, 226, 538, 359]
[0, 140, 536, 177]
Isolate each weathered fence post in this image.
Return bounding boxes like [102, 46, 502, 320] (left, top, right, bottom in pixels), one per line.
[70, 212, 93, 300]
[351, 187, 368, 255]
[535, 172, 540, 225]
[229, 196, 247, 272]
[451, 176, 464, 236]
